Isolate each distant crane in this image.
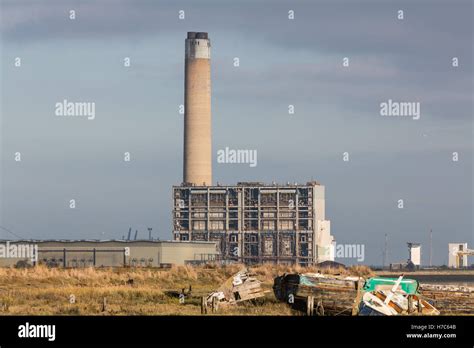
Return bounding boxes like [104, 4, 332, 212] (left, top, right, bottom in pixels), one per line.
[127, 227, 132, 241]
[134, 230, 138, 240]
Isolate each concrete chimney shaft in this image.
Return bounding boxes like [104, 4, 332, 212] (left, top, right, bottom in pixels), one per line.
[183, 32, 212, 186]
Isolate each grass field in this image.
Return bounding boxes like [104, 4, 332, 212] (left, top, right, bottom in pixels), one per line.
[0, 264, 373, 316]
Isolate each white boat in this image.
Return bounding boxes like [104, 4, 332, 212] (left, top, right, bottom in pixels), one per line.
[374, 290, 440, 315]
[359, 292, 398, 316]
[359, 275, 440, 316]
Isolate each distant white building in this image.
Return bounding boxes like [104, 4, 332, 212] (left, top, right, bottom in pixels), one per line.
[448, 243, 468, 268]
[407, 243, 421, 267]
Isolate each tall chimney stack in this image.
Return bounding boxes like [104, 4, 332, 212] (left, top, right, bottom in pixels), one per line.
[183, 32, 212, 186]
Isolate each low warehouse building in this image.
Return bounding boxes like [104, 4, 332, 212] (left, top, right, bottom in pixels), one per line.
[0, 240, 219, 268]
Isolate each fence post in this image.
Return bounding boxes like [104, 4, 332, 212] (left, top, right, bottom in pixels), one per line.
[201, 297, 207, 314]
[408, 295, 413, 314]
[306, 296, 314, 316]
[212, 296, 219, 313]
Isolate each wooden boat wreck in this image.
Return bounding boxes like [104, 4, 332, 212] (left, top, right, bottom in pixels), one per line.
[359, 290, 440, 316]
[204, 268, 268, 312]
[273, 273, 364, 316]
[358, 275, 440, 316]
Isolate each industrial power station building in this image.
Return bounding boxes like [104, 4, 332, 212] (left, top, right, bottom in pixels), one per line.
[173, 32, 335, 265]
[173, 182, 333, 265]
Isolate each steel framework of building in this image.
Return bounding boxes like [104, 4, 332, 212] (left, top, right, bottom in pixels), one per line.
[173, 181, 332, 265]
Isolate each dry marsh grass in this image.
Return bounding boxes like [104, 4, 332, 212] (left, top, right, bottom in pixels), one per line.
[0, 264, 373, 315]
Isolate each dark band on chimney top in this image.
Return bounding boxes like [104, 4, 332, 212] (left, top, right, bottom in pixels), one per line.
[187, 32, 208, 39]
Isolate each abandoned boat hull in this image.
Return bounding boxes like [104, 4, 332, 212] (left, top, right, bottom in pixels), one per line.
[273, 273, 363, 316]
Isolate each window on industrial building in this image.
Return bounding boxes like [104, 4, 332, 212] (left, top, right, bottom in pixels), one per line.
[210, 221, 224, 230]
[262, 220, 275, 230]
[279, 220, 294, 230]
[193, 221, 206, 230]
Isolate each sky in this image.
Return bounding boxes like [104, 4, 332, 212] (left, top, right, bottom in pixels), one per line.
[0, 0, 472, 265]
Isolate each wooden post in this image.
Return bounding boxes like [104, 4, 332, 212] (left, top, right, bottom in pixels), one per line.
[102, 297, 107, 312]
[417, 298, 422, 314]
[351, 279, 364, 316]
[201, 296, 207, 314]
[316, 300, 325, 316]
[306, 296, 314, 316]
[408, 295, 413, 314]
[212, 296, 219, 313]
